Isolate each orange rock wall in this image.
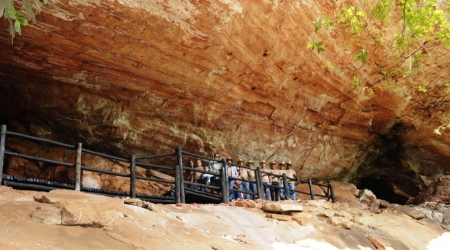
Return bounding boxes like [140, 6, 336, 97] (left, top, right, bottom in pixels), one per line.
[1, 0, 450, 199]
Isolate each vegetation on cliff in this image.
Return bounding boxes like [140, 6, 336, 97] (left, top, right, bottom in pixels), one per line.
[308, 0, 450, 95]
[0, 0, 46, 43]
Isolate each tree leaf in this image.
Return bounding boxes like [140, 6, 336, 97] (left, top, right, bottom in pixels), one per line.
[13, 20, 21, 34]
[418, 85, 427, 93]
[17, 16, 28, 25]
[355, 50, 368, 64]
[8, 9, 16, 19]
[33, 0, 42, 13]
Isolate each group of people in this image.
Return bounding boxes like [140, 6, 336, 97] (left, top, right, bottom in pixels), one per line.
[185, 152, 298, 201]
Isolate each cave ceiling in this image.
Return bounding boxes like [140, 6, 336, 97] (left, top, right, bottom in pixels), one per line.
[1, 0, 450, 198]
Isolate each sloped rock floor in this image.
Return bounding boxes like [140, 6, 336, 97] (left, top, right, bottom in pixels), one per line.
[0, 186, 448, 249]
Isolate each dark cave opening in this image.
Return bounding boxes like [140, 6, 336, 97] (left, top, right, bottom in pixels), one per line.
[357, 177, 408, 205]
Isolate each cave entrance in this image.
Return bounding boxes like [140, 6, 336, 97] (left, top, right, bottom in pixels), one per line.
[357, 178, 408, 205]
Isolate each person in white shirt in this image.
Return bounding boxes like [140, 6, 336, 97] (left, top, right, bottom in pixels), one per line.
[208, 153, 223, 194]
[226, 157, 239, 200]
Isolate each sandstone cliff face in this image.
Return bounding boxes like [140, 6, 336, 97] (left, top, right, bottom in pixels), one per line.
[1, 0, 450, 202]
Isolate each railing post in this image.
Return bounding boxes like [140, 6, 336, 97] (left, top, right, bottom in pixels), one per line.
[75, 143, 82, 191]
[0, 125, 6, 186]
[174, 164, 181, 203]
[282, 173, 290, 200]
[221, 158, 229, 203]
[130, 155, 136, 198]
[329, 183, 336, 203]
[255, 167, 263, 200]
[175, 147, 183, 203]
[308, 179, 315, 200]
[176, 147, 185, 203]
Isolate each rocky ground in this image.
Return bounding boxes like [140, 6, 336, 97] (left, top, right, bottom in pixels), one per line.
[0, 186, 448, 250]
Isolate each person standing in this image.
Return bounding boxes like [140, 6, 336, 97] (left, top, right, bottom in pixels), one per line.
[194, 159, 205, 192]
[186, 160, 195, 189]
[279, 162, 286, 200]
[209, 152, 223, 193]
[227, 157, 239, 200]
[286, 161, 298, 200]
[237, 159, 250, 199]
[246, 160, 258, 199]
[202, 164, 214, 193]
[209, 152, 223, 173]
[269, 161, 280, 201]
[260, 160, 271, 200]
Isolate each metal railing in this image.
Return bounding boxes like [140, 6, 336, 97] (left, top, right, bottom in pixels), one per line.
[0, 124, 336, 203]
[0, 125, 176, 203]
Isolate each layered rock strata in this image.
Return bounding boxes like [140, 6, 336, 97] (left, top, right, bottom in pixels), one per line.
[1, 0, 450, 201]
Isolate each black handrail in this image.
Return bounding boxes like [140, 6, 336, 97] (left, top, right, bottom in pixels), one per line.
[135, 161, 174, 171]
[0, 124, 336, 203]
[81, 165, 130, 177]
[260, 169, 335, 201]
[81, 148, 130, 163]
[135, 152, 176, 160]
[6, 130, 76, 149]
[5, 151, 75, 167]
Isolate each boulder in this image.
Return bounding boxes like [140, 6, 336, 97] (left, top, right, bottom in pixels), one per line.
[358, 189, 377, 203]
[235, 199, 257, 208]
[393, 205, 426, 220]
[261, 202, 303, 213]
[35, 190, 125, 227]
[329, 181, 359, 202]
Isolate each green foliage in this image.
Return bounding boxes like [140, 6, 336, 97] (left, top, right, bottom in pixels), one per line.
[0, 0, 47, 44]
[307, 41, 325, 54]
[443, 83, 450, 93]
[371, 0, 393, 21]
[394, 0, 450, 49]
[352, 77, 362, 90]
[418, 85, 427, 92]
[8, 5, 27, 35]
[355, 49, 368, 64]
[306, 0, 450, 107]
[305, 0, 450, 134]
[313, 18, 334, 32]
[338, 6, 367, 32]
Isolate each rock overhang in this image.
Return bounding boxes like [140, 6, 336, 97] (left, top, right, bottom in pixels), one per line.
[1, 0, 450, 202]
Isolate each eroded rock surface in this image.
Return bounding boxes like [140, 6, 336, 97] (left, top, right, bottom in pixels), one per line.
[1, 0, 450, 202]
[0, 187, 449, 249]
